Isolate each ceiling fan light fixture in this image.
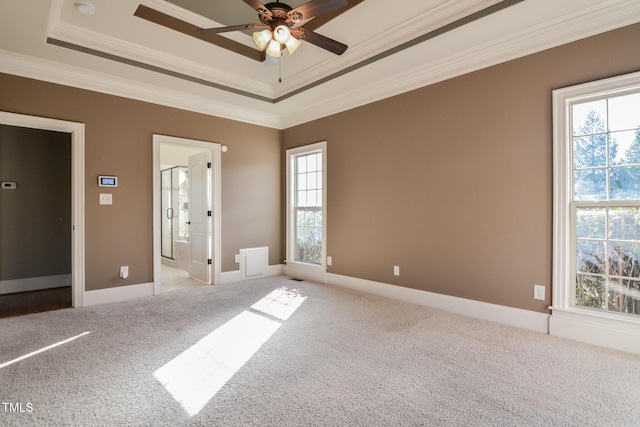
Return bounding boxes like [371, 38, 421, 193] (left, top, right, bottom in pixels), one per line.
[266, 39, 282, 58]
[285, 36, 301, 55]
[273, 25, 291, 44]
[253, 29, 272, 51]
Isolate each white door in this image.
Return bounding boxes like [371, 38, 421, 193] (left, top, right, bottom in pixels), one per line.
[187, 151, 211, 283]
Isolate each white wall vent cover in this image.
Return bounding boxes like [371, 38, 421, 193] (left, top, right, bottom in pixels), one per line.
[240, 247, 269, 280]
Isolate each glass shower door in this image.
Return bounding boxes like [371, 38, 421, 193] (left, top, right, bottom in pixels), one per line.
[161, 168, 174, 259]
[161, 166, 189, 260]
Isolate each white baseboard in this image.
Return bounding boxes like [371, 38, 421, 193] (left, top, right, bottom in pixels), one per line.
[549, 309, 640, 355]
[83, 282, 154, 307]
[0, 274, 72, 294]
[220, 270, 241, 284]
[282, 264, 549, 333]
[221, 264, 285, 285]
[326, 273, 549, 334]
[284, 263, 328, 285]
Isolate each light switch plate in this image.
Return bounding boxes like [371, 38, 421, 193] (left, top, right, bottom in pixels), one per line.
[99, 193, 112, 205]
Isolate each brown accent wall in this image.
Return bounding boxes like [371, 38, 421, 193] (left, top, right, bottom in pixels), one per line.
[0, 125, 71, 281]
[282, 23, 640, 313]
[0, 75, 281, 290]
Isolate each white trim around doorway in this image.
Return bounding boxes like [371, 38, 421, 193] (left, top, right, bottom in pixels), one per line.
[152, 134, 221, 295]
[0, 111, 85, 307]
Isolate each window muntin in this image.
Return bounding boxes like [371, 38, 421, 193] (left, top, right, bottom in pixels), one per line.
[571, 91, 640, 316]
[294, 152, 323, 264]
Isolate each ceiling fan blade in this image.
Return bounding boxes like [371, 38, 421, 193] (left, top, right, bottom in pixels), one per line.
[288, 0, 347, 24]
[297, 27, 347, 55]
[198, 23, 267, 35]
[242, 0, 273, 20]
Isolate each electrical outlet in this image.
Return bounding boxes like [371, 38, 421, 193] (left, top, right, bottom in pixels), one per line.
[327, 256, 332, 266]
[533, 284, 545, 300]
[234, 254, 240, 264]
[120, 266, 129, 279]
[393, 266, 400, 276]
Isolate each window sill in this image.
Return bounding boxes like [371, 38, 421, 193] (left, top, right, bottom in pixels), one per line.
[550, 306, 640, 328]
[284, 260, 327, 270]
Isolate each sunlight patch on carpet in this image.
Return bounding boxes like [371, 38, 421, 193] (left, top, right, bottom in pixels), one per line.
[0, 331, 90, 369]
[251, 287, 306, 320]
[154, 286, 306, 416]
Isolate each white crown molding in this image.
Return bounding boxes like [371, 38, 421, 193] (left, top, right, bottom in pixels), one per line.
[274, 0, 502, 96]
[0, 49, 282, 129]
[280, 0, 640, 128]
[4, 0, 639, 129]
[47, 20, 273, 98]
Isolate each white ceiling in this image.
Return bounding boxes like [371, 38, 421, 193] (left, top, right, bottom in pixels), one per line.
[1, 0, 639, 129]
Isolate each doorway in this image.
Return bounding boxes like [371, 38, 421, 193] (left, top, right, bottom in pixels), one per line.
[153, 135, 221, 295]
[0, 111, 85, 313]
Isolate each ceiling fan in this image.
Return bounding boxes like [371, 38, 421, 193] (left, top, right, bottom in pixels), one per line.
[197, 0, 348, 59]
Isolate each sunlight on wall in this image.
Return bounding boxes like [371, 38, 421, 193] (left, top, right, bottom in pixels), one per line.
[154, 286, 306, 416]
[0, 331, 91, 369]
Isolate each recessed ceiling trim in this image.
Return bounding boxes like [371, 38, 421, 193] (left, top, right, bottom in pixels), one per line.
[3, 0, 637, 130]
[0, 48, 282, 128]
[46, 37, 274, 103]
[275, 0, 525, 102]
[50, 0, 526, 104]
[279, 0, 640, 128]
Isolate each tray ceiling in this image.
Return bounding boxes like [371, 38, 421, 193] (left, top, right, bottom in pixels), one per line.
[0, 0, 639, 129]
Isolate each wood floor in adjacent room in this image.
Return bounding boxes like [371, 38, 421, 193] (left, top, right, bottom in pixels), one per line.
[0, 287, 72, 319]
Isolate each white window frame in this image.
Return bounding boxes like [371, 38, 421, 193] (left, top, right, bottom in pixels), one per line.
[552, 71, 640, 354]
[285, 141, 327, 271]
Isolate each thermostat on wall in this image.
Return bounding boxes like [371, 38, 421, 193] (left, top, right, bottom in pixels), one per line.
[98, 176, 118, 187]
[1, 181, 17, 190]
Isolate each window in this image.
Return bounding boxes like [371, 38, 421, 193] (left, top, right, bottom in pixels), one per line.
[286, 142, 327, 266]
[554, 72, 640, 320]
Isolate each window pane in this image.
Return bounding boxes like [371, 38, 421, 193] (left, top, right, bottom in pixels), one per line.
[317, 171, 323, 189]
[608, 93, 640, 132]
[307, 154, 318, 173]
[297, 156, 307, 173]
[573, 101, 607, 136]
[297, 173, 307, 191]
[607, 278, 640, 315]
[307, 189, 317, 206]
[576, 207, 606, 239]
[577, 240, 605, 274]
[609, 241, 640, 278]
[609, 207, 640, 240]
[610, 166, 640, 200]
[297, 190, 307, 207]
[573, 168, 606, 201]
[575, 275, 606, 310]
[307, 171, 317, 189]
[609, 130, 638, 165]
[573, 135, 607, 168]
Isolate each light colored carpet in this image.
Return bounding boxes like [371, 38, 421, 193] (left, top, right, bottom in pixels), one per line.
[1, 275, 639, 426]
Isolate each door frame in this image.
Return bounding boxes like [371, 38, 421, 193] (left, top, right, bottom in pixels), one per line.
[0, 111, 85, 307]
[152, 134, 221, 294]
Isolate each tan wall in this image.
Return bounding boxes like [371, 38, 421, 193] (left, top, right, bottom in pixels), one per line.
[282, 24, 640, 313]
[0, 125, 71, 280]
[0, 74, 281, 290]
